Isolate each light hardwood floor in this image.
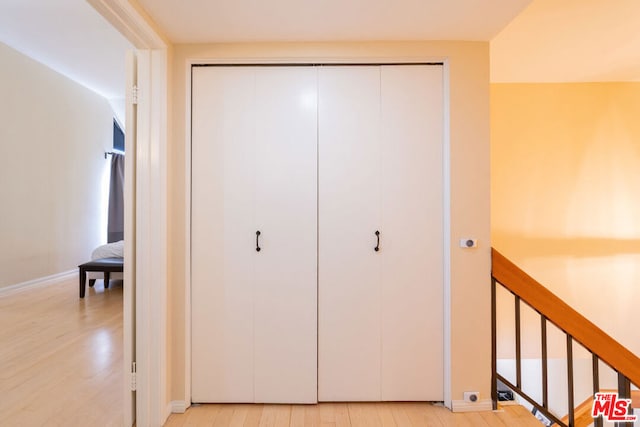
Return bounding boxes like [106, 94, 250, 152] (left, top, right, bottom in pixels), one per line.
[0, 276, 123, 426]
[0, 276, 541, 427]
[164, 403, 541, 427]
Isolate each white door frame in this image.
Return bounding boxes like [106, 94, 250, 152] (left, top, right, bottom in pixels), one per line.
[86, 1, 168, 425]
[184, 58, 453, 408]
[134, 48, 168, 427]
[123, 49, 137, 427]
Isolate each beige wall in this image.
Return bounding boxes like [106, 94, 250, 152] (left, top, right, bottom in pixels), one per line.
[492, 83, 640, 357]
[0, 42, 114, 288]
[168, 41, 491, 406]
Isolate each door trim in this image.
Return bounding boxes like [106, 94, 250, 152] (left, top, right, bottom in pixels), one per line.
[86, 0, 167, 49]
[135, 48, 169, 427]
[123, 49, 136, 427]
[185, 58, 452, 408]
[87, 1, 169, 425]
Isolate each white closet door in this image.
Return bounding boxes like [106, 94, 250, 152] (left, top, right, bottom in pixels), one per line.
[380, 65, 444, 400]
[253, 67, 318, 403]
[318, 66, 382, 401]
[191, 66, 317, 403]
[192, 67, 256, 402]
[318, 65, 444, 401]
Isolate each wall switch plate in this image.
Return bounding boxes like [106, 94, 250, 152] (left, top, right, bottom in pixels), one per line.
[459, 238, 478, 248]
[463, 391, 480, 403]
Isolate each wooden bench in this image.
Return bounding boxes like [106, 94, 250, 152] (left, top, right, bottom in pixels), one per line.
[78, 257, 124, 298]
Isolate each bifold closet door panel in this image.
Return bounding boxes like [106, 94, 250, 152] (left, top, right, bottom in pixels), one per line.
[318, 65, 445, 402]
[318, 66, 382, 401]
[191, 66, 318, 403]
[192, 64, 443, 404]
[380, 65, 444, 400]
[191, 67, 256, 402]
[253, 67, 318, 403]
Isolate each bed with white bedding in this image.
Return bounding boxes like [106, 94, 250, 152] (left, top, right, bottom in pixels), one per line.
[92, 240, 124, 259]
[87, 240, 124, 281]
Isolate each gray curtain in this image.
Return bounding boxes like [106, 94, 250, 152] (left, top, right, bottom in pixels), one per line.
[107, 153, 125, 243]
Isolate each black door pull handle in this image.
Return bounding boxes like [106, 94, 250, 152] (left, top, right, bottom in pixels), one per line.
[374, 230, 380, 252]
[256, 230, 261, 252]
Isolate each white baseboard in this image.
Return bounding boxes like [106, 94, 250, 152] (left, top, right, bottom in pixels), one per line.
[451, 399, 493, 412]
[163, 402, 172, 426]
[0, 269, 77, 296]
[170, 400, 189, 414]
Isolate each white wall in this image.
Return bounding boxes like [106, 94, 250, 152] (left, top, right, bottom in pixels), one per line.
[0, 41, 114, 288]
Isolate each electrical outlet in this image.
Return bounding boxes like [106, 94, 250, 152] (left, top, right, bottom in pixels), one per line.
[459, 238, 478, 248]
[463, 391, 479, 403]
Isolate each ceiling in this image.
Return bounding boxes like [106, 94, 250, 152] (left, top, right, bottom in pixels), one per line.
[135, 0, 531, 43]
[0, 0, 638, 121]
[491, 0, 640, 82]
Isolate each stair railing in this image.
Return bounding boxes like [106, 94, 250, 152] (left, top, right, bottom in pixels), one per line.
[491, 248, 640, 427]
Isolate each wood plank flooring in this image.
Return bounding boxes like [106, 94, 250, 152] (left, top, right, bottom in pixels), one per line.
[0, 276, 543, 427]
[164, 402, 542, 427]
[0, 276, 123, 426]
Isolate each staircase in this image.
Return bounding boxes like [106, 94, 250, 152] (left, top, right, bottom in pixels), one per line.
[491, 248, 640, 427]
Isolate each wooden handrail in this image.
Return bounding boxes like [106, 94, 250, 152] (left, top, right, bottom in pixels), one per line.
[492, 248, 640, 388]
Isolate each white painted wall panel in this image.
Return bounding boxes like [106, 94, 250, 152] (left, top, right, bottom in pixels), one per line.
[0, 42, 113, 288]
